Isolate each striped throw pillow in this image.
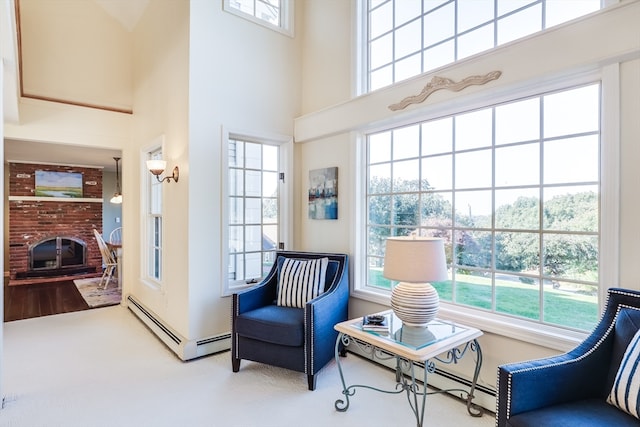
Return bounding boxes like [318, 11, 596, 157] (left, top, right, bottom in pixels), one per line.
[607, 328, 640, 419]
[277, 257, 329, 308]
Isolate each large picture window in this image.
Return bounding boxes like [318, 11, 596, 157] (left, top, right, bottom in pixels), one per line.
[365, 83, 602, 332]
[363, 0, 602, 93]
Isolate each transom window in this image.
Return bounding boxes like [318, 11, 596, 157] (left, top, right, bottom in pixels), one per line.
[227, 138, 280, 290]
[365, 83, 601, 332]
[364, 0, 602, 92]
[224, 0, 293, 36]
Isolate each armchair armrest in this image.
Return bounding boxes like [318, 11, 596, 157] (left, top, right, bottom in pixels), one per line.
[497, 336, 613, 425]
[305, 259, 350, 371]
[233, 268, 278, 315]
[307, 269, 349, 335]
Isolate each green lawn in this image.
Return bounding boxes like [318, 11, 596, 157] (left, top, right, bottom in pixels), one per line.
[368, 268, 598, 331]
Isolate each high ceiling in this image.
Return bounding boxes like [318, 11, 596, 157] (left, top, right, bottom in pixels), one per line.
[2, 0, 150, 172]
[94, 0, 149, 31]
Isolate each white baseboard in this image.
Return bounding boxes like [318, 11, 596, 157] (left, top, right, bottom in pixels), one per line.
[126, 295, 230, 360]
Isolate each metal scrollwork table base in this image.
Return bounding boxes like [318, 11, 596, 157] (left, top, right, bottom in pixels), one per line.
[333, 312, 483, 427]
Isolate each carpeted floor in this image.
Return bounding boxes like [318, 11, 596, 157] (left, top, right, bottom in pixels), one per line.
[73, 277, 122, 308]
[1, 306, 495, 427]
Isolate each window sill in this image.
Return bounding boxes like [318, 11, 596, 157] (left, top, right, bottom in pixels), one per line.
[351, 289, 588, 352]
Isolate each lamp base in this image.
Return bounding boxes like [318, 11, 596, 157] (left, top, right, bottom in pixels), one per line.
[390, 282, 439, 327]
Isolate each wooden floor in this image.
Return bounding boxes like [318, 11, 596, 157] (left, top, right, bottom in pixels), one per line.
[4, 280, 90, 322]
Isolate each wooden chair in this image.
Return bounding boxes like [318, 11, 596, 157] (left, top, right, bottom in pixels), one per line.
[109, 227, 122, 245]
[93, 229, 117, 290]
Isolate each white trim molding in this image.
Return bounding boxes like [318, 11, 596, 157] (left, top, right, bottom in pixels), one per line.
[127, 295, 230, 360]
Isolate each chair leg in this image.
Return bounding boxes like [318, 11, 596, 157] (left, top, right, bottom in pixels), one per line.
[232, 358, 241, 372]
[307, 374, 316, 391]
[99, 268, 109, 289]
[102, 266, 115, 290]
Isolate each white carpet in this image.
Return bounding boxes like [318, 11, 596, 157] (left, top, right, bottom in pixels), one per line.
[1, 306, 495, 427]
[73, 277, 121, 308]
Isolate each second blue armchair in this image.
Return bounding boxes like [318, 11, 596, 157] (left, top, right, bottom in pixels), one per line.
[497, 288, 640, 426]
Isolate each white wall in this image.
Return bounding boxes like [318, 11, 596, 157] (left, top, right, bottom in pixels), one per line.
[295, 132, 352, 254]
[299, 0, 352, 115]
[185, 1, 301, 338]
[128, 0, 190, 336]
[127, 0, 302, 341]
[19, 0, 132, 111]
[294, 1, 640, 394]
[619, 58, 640, 284]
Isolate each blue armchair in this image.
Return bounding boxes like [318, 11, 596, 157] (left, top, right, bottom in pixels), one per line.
[497, 288, 640, 426]
[232, 251, 349, 390]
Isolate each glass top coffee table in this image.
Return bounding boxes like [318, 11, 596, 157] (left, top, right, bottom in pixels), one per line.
[334, 310, 483, 426]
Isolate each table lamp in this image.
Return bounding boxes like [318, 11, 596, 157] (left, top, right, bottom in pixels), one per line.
[383, 236, 448, 327]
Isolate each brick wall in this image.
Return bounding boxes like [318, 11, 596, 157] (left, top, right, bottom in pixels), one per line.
[9, 163, 104, 279]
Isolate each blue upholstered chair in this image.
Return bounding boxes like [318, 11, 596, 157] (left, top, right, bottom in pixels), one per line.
[231, 251, 349, 390]
[497, 288, 640, 426]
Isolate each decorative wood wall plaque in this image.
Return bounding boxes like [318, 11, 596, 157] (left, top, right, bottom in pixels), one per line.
[388, 70, 502, 111]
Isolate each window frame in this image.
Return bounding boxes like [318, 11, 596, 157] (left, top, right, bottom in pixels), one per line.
[220, 127, 293, 296]
[357, 0, 605, 95]
[140, 138, 165, 289]
[223, 0, 294, 38]
[353, 64, 620, 351]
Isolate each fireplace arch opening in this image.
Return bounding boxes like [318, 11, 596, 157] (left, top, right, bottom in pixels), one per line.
[29, 236, 87, 272]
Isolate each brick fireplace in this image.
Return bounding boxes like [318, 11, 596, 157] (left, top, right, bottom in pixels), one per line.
[9, 162, 104, 281]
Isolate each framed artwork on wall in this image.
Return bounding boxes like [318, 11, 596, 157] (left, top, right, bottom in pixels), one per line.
[35, 170, 83, 198]
[308, 167, 338, 220]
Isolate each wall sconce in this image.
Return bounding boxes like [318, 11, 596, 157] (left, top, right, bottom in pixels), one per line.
[146, 160, 179, 183]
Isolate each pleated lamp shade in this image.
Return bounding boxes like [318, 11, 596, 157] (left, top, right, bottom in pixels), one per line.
[383, 237, 448, 327]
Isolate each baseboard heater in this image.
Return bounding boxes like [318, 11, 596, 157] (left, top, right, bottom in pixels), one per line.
[346, 337, 496, 413]
[126, 295, 231, 361]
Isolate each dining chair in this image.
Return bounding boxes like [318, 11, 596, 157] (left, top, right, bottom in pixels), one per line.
[93, 229, 118, 289]
[109, 227, 122, 245]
